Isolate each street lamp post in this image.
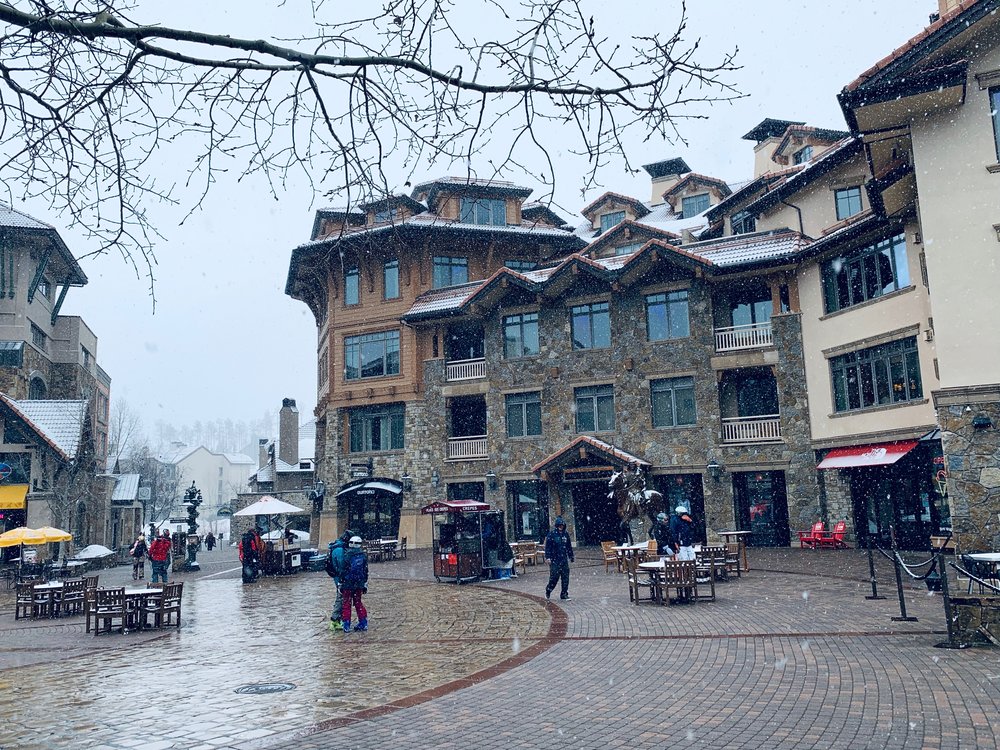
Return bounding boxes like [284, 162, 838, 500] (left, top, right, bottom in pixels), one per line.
[183, 481, 202, 572]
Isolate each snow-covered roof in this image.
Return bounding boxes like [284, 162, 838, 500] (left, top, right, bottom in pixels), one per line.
[404, 281, 482, 319]
[11, 399, 88, 460]
[573, 200, 712, 243]
[102, 473, 140, 502]
[675, 228, 810, 268]
[251, 464, 274, 483]
[223, 453, 255, 465]
[0, 204, 56, 230]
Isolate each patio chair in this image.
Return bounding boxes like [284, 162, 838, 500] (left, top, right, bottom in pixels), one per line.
[960, 554, 1000, 594]
[398, 537, 407, 560]
[519, 541, 539, 567]
[699, 545, 728, 581]
[658, 560, 699, 605]
[60, 577, 86, 617]
[625, 555, 657, 605]
[641, 539, 658, 562]
[363, 539, 383, 563]
[798, 522, 826, 549]
[693, 552, 717, 602]
[83, 574, 99, 590]
[816, 521, 850, 549]
[93, 587, 127, 635]
[724, 542, 742, 579]
[512, 544, 527, 576]
[84, 585, 98, 632]
[144, 582, 183, 628]
[600, 541, 619, 573]
[15, 582, 37, 620]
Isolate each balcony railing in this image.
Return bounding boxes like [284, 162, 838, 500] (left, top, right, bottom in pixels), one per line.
[721, 415, 782, 444]
[714, 322, 773, 352]
[447, 435, 488, 460]
[445, 358, 486, 382]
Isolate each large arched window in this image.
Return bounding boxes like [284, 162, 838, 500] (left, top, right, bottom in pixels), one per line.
[28, 375, 47, 399]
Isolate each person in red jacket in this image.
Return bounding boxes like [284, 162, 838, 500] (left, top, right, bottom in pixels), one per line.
[148, 529, 172, 583]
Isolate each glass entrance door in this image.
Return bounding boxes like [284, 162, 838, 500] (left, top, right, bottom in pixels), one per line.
[733, 471, 790, 547]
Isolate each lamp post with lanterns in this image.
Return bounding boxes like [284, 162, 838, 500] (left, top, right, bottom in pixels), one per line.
[182, 481, 202, 571]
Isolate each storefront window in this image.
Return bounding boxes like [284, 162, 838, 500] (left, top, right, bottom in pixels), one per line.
[507, 480, 549, 541]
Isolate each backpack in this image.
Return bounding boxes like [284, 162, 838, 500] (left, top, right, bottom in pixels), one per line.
[325, 543, 338, 578]
[341, 550, 367, 589]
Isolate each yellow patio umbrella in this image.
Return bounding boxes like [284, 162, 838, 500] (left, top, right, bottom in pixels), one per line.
[0, 526, 45, 547]
[33, 526, 72, 543]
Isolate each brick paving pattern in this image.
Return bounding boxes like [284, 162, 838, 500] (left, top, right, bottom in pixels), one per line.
[1, 546, 998, 749]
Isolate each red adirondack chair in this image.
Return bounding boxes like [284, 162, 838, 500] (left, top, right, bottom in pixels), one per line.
[817, 520, 849, 549]
[798, 521, 826, 549]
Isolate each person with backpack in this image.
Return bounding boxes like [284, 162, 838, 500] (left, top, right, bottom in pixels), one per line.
[129, 533, 148, 580]
[239, 528, 263, 583]
[148, 528, 172, 583]
[325, 529, 353, 631]
[339, 535, 369, 633]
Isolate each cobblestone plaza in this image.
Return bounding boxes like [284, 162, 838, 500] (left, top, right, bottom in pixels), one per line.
[3, 545, 1000, 749]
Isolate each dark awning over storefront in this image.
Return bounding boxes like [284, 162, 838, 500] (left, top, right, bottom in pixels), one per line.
[421, 499, 490, 514]
[816, 440, 918, 469]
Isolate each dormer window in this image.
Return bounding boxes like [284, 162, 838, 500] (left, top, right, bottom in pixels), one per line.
[793, 146, 813, 164]
[732, 211, 756, 235]
[460, 198, 506, 226]
[615, 243, 643, 256]
[374, 206, 398, 223]
[835, 187, 863, 221]
[680, 193, 710, 218]
[599, 211, 625, 233]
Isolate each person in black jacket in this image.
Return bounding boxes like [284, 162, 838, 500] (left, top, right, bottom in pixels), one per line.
[129, 534, 148, 580]
[670, 505, 696, 560]
[543, 516, 575, 601]
[652, 513, 675, 557]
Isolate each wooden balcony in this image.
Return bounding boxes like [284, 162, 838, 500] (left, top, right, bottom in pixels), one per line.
[445, 358, 486, 382]
[721, 415, 782, 444]
[447, 435, 488, 460]
[714, 322, 773, 352]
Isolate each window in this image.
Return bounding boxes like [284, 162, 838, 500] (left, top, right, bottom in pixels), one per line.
[646, 291, 690, 341]
[30, 323, 47, 351]
[570, 301, 610, 350]
[831, 336, 923, 413]
[374, 206, 398, 223]
[506, 391, 542, 437]
[433, 256, 468, 288]
[681, 193, 710, 217]
[28, 376, 46, 399]
[575, 384, 614, 432]
[732, 211, 756, 235]
[821, 233, 910, 313]
[504, 260, 537, 272]
[615, 242, 643, 256]
[345, 330, 400, 380]
[318, 348, 329, 386]
[37, 278, 50, 299]
[460, 198, 506, 226]
[835, 186, 863, 220]
[0, 341, 23, 367]
[81, 346, 91, 369]
[345, 267, 360, 305]
[651, 377, 697, 428]
[503, 312, 539, 358]
[600, 211, 625, 233]
[992, 87, 1000, 161]
[793, 145, 813, 164]
[383, 260, 399, 299]
[349, 404, 405, 452]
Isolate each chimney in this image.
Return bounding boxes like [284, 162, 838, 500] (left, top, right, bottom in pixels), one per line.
[258, 438, 268, 469]
[278, 398, 299, 466]
[938, 0, 961, 18]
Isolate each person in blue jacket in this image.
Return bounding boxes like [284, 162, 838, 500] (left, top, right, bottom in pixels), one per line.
[544, 516, 575, 600]
[325, 529, 353, 631]
[670, 506, 696, 561]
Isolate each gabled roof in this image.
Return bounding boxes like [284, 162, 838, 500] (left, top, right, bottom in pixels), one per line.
[662, 173, 732, 201]
[741, 137, 863, 217]
[0, 204, 87, 286]
[410, 176, 533, 206]
[532, 436, 649, 475]
[703, 166, 804, 223]
[773, 125, 850, 159]
[103, 473, 140, 502]
[357, 194, 426, 217]
[0, 396, 88, 461]
[310, 208, 366, 240]
[580, 192, 651, 221]
[583, 220, 679, 257]
[521, 202, 568, 227]
[642, 158, 692, 178]
[742, 119, 806, 143]
[842, 0, 995, 94]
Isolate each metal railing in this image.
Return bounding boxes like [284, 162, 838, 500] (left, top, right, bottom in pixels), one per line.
[714, 322, 773, 352]
[720, 415, 782, 444]
[447, 435, 488, 460]
[445, 358, 486, 381]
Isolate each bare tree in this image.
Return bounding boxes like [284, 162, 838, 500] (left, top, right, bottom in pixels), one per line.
[107, 396, 143, 471]
[122, 441, 183, 524]
[0, 0, 740, 296]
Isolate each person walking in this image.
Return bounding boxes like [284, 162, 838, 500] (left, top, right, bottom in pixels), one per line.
[544, 516, 574, 601]
[652, 512, 675, 557]
[339, 536, 369, 633]
[325, 529, 353, 631]
[205, 532, 216, 551]
[670, 505, 696, 561]
[148, 528, 172, 583]
[129, 533, 148, 580]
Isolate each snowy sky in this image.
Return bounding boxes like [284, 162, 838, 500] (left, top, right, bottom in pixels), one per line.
[39, 0, 934, 437]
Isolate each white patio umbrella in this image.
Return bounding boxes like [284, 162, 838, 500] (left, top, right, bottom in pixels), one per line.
[74, 544, 115, 559]
[234, 496, 304, 516]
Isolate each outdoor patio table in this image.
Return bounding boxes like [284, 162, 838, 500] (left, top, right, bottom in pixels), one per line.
[123, 587, 158, 630]
[967, 553, 1000, 578]
[33, 581, 63, 618]
[717, 531, 751, 572]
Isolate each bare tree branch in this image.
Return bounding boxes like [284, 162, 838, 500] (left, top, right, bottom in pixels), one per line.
[0, 0, 742, 284]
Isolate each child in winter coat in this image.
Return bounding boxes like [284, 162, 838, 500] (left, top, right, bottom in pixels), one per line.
[339, 536, 369, 633]
[129, 533, 148, 580]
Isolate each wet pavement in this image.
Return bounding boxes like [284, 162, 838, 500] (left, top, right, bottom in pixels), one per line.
[2, 545, 999, 749]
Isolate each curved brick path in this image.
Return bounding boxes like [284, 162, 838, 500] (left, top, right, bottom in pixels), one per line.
[2, 547, 998, 749]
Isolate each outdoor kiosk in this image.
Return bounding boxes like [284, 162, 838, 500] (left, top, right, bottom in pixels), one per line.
[421, 499, 490, 583]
